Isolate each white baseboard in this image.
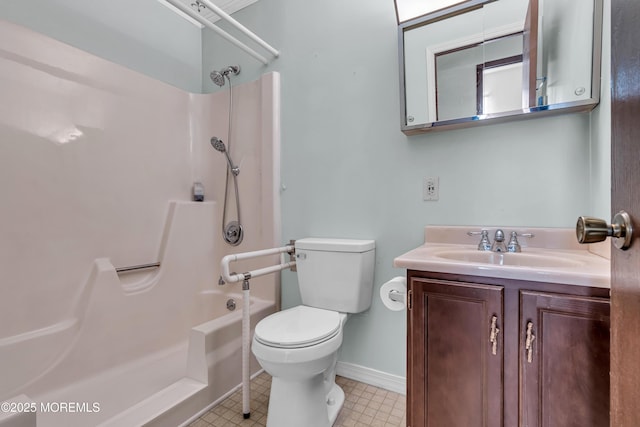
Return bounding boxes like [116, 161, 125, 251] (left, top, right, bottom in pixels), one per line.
[336, 362, 406, 395]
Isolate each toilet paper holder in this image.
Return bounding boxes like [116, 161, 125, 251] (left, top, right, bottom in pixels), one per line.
[380, 276, 408, 311]
[388, 289, 406, 302]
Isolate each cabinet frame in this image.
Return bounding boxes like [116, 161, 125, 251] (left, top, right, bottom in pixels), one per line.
[406, 270, 610, 427]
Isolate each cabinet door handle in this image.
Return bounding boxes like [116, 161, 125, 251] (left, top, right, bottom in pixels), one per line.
[489, 315, 500, 355]
[525, 321, 536, 363]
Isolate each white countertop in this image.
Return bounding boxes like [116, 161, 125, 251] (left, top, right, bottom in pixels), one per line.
[393, 226, 611, 288]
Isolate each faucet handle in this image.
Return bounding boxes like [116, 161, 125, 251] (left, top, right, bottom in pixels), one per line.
[467, 230, 492, 251]
[507, 231, 535, 253]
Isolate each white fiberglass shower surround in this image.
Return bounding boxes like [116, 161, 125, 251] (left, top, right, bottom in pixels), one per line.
[0, 19, 281, 427]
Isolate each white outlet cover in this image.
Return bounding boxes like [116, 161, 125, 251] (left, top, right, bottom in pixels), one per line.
[423, 176, 439, 201]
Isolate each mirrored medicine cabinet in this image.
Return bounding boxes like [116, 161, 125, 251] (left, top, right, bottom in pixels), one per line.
[398, 0, 603, 135]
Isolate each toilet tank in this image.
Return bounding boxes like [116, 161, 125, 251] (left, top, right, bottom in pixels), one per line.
[294, 238, 375, 313]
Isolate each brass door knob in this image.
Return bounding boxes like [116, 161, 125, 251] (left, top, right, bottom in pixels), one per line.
[576, 210, 633, 250]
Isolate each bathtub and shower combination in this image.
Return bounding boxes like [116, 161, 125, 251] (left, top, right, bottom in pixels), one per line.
[0, 19, 281, 427]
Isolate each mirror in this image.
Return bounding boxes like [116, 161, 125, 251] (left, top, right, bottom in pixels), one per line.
[398, 0, 603, 134]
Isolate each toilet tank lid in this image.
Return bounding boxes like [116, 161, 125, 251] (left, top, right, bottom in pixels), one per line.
[295, 238, 375, 252]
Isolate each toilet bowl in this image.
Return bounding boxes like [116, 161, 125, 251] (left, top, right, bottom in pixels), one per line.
[251, 237, 376, 427]
[252, 306, 347, 427]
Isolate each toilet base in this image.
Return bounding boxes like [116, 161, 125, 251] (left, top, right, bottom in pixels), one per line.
[265, 374, 345, 427]
[326, 382, 345, 425]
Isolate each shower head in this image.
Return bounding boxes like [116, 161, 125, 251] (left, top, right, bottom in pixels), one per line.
[210, 70, 226, 87]
[209, 65, 241, 87]
[210, 136, 227, 152]
[210, 137, 239, 176]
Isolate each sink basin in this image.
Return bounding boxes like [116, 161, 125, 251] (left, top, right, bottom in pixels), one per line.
[393, 226, 610, 287]
[433, 250, 586, 268]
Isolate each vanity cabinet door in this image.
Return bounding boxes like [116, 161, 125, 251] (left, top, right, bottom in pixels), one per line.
[519, 291, 610, 427]
[408, 278, 503, 427]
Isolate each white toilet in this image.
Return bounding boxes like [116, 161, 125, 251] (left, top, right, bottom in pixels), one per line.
[251, 237, 375, 427]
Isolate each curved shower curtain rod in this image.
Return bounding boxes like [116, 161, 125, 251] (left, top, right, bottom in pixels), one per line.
[162, 0, 280, 65]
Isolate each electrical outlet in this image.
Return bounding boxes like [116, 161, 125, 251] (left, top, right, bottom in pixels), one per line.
[423, 176, 439, 201]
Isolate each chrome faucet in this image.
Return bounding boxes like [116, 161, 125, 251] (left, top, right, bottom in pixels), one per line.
[469, 229, 536, 252]
[491, 229, 507, 252]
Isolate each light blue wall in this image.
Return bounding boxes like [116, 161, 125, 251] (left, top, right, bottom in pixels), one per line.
[0, 0, 203, 92]
[203, 0, 611, 377]
[0, 0, 610, 380]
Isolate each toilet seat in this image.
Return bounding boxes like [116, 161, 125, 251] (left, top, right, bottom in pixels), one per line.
[254, 306, 341, 349]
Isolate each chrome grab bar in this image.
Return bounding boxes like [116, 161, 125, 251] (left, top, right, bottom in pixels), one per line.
[115, 262, 160, 274]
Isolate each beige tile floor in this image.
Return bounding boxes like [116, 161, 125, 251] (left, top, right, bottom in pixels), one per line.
[189, 372, 406, 427]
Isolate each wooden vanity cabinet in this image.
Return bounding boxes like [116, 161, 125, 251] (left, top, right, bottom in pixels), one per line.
[406, 270, 610, 427]
[407, 277, 503, 427]
[519, 290, 610, 427]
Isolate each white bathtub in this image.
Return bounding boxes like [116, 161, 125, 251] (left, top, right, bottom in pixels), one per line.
[0, 290, 275, 427]
[0, 202, 277, 427]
